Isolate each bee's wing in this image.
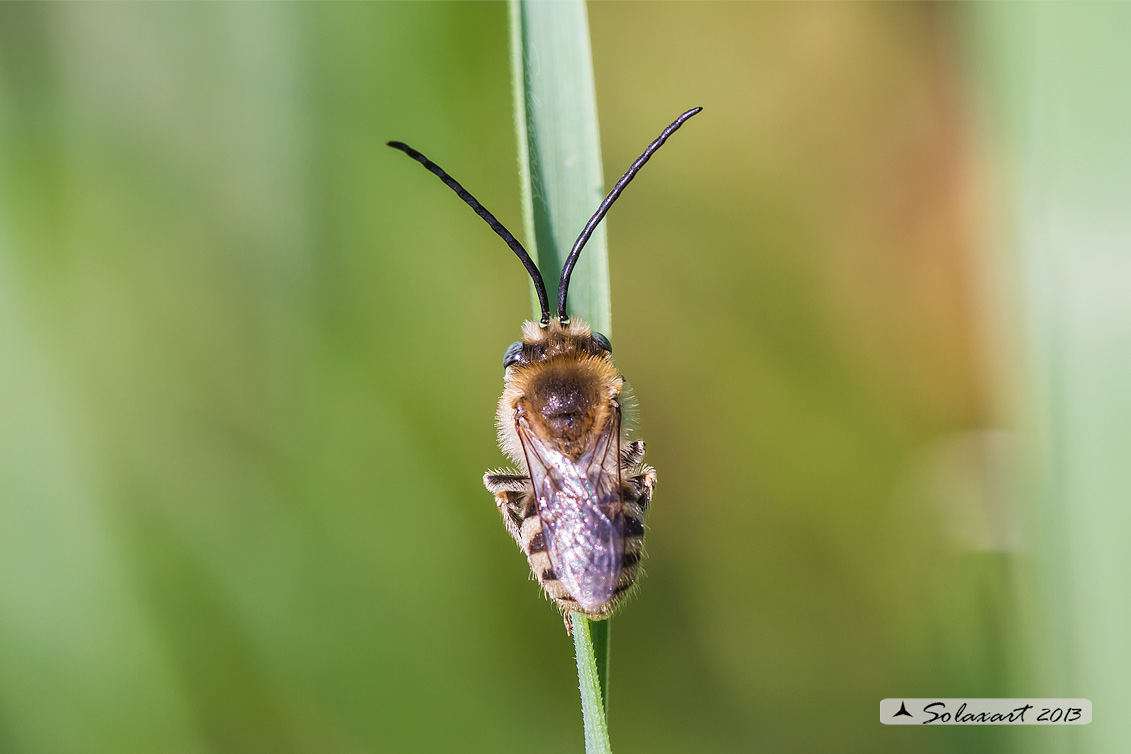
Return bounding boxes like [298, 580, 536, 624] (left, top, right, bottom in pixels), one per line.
[516, 408, 623, 612]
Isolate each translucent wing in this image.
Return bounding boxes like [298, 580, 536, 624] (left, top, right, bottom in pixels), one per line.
[516, 407, 624, 613]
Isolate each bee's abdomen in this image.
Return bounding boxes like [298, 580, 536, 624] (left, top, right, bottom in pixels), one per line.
[614, 504, 647, 604]
[603, 461, 656, 614]
[520, 514, 579, 609]
[492, 441, 656, 625]
[519, 504, 647, 621]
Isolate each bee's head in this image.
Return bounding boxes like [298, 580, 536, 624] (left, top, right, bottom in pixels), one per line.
[502, 319, 612, 371]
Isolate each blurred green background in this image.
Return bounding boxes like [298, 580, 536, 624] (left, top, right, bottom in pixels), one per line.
[1, 3, 1128, 753]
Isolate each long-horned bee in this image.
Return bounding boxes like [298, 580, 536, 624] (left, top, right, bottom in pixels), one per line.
[389, 107, 701, 626]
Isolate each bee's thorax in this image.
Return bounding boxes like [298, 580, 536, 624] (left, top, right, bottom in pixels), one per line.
[498, 319, 621, 460]
[519, 361, 606, 456]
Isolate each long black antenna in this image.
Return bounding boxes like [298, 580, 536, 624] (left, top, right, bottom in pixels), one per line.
[557, 106, 702, 323]
[388, 141, 552, 325]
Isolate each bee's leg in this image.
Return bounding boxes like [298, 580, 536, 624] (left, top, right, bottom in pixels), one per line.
[484, 471, 529, 493]
[620, 440, 646, 470]
[625, 465, 656, 512]
[485, 471, 532, 547]
[491, 488, 533, 549]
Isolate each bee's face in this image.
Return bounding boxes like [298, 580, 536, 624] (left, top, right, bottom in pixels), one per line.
[501, 320, 612, 370]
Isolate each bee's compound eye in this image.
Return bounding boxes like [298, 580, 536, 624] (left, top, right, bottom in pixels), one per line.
[503, 341, 523, 368]
[592, 331, 612, 354]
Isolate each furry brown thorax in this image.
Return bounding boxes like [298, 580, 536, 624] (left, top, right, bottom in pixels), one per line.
[501, 320, 621, 461]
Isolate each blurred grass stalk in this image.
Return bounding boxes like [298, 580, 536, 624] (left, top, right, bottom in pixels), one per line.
[508, 0, 612, 750]
[969, 5, 1131, 753]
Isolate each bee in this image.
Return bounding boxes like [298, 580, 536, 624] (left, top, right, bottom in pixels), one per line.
[389, 107, 701, 627]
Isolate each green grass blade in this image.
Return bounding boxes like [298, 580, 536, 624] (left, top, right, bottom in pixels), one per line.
[571, 613, 613, 754]
[509, 0, 613, 748]
[590, 615, 610, 714]
[508, 0, 611, 336]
